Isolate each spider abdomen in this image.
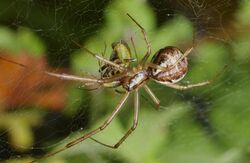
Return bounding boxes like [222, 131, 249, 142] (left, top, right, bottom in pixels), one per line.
[149, 46, 188, 83]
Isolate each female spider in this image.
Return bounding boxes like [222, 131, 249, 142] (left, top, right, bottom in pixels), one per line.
[0, 14, 211, 162]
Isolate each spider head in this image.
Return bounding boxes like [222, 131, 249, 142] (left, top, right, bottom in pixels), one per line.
[148, 46, 188, 84]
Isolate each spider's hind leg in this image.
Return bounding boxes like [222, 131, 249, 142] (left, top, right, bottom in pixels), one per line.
[162, 62, 228, 91]
[30, 92, 130, 163]
[165, 81, 210, 90]
[90, 89, 139, 149]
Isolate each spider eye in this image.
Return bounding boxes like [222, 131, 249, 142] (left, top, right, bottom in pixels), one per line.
[149, 46, 188, 83]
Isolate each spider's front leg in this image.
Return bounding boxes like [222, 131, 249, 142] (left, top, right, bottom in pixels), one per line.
[91, 89, 139, 149]
[46, 72, 100, 83]
[127, 13, 151, 64]
[0, 55, 104, 84]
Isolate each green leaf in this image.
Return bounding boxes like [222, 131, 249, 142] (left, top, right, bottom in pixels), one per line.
[0, 26, 17, 52]
[16, 27, 46, 56]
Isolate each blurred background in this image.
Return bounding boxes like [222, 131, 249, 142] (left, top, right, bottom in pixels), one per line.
[0, 0, 250, 162]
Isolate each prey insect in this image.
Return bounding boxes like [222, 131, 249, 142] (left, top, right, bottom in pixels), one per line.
[0, 13, 213, 162]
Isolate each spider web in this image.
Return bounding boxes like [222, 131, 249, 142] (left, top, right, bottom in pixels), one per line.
[0, 0, 249, 163]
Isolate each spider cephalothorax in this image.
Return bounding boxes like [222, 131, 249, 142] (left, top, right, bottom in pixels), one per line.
[121, 69, 149, 91]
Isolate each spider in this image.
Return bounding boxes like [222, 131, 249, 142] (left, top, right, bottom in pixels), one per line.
[0, 14, 212, 162]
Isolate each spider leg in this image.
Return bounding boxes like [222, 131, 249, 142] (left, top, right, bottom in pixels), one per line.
[98, 41, 108, 76]
[176, 47, 193, 65]
[30, 92, 130, 163]
[127, 13, 151, 65]
[90, 89, 139, 149]
[0, 55, 127, 86]
[130, 36, 138, 63]
[143, 84, 160, 110]
[159, 63, 228, 90]
[48, 70, 129, 87]
[79, 82, 101, 91]
[115, 89, 126, 94]
[163, 81, 210, 90]
[0, 56, 101, 83]
[46, 72, 100, 83]
[73, 40, 125, 71]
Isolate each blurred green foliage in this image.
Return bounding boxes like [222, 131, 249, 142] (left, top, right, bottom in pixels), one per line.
[1, 0, 250, 163]
[0, 27, 45, 56]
